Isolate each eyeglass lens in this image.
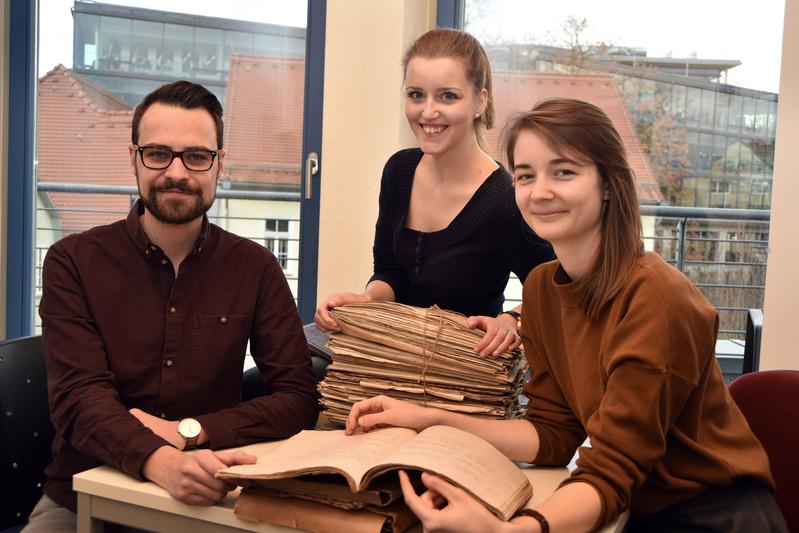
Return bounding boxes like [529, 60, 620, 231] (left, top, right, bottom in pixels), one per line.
[140, 147, 215, 171]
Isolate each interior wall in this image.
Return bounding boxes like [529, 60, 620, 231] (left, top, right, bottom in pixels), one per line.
[0, 0, 10, 340]
[315, 0, 434, 305]
[761, 0, 798, 370]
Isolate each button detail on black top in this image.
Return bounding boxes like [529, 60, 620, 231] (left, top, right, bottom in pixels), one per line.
[164, 359, 174, 367]
[220, 316, 228, 324]
[169, 306, 177, 314]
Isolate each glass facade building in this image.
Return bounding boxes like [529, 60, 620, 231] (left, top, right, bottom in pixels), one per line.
[486, 44, 779, 210]
[71, 1, 306, 105]
[615, 73, 777, 210]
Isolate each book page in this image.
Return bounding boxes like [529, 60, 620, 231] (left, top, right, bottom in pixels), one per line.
[365, 425, 532, 520]
[218, 427, 418, 491]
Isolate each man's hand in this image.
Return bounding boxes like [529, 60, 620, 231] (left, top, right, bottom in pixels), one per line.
[129, 408, 184, 449]
[142, 446, 256, 505]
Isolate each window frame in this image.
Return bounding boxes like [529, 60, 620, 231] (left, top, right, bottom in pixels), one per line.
[6, 0, 37, 338]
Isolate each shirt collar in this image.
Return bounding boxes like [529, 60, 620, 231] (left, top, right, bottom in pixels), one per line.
[126, 199, 211, 259]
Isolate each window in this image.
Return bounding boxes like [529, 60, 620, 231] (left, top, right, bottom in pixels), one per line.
[710, 179, 732, 207]
[265, 219, 290, 269]
[31, 1, 317, 330]
[712, 180, 731, 193]
[463, 0, 782, 342]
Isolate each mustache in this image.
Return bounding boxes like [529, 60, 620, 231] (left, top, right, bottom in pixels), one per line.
[153, 178, 200, 194]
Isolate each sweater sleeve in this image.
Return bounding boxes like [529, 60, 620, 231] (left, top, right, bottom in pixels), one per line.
[561, 270, 718, 528]
[369, 154, 408, 300]
[521, 311, 587, 466]
[40, 243, 169, 480]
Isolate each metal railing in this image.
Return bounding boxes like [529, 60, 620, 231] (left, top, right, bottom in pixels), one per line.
[34, 183, 770, 349]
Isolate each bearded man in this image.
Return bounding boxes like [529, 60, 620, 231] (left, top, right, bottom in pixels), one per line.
[27, 81, 317, 532]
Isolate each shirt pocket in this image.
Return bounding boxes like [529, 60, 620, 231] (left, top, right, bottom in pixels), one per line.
[190, 314, 251, 385]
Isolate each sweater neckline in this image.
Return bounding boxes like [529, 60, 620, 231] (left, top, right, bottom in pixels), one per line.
[397, 148, 510, 245]
[552, 261, 584, 308]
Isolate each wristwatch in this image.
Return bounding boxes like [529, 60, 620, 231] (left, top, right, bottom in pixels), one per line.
[177, 417, 202, 450]
[499, 310, 522, 332]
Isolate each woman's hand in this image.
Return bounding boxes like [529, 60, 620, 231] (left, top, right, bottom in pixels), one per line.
[399, 470, 510, 533]
[314, 292, 372, 332]
[467, 315, 521, 357]
[346, 395, 438, 435]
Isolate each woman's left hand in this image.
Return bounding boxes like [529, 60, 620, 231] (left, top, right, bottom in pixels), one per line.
[467, 315, 521, 357]
[399, 470, 507, 533]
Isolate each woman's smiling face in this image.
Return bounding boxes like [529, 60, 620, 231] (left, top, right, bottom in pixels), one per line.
[404, 56, 486, 156]
[512, 129, 607, 251]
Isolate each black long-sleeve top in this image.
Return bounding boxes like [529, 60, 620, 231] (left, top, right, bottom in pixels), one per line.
[369, 148, 554, 317]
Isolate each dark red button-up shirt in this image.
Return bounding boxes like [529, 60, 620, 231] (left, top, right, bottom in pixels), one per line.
[39, 201, 318, 511]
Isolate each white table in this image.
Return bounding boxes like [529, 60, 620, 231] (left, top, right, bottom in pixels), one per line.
[74, 439, 626, 532]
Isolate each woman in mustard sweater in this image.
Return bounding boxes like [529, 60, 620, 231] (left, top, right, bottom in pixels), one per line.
[345, 99, 786, 532]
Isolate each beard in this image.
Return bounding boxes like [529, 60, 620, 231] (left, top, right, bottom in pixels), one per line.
[138, 175, 215, 225]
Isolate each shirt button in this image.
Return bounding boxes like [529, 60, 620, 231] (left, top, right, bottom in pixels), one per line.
[164, 359, 174, 367]
[169, 306, 177, 314]
[150, 245, 157, 251]
[160, 258, 169, 266]
[198, 247, 203, 253]
[220, 316, 228, 324]
[160, 412, 167, 419]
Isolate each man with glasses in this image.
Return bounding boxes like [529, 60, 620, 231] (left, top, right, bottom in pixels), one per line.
[27, 81, 318, 532]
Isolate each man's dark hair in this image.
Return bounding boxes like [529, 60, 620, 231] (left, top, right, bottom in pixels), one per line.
[131, 80, 224, 149]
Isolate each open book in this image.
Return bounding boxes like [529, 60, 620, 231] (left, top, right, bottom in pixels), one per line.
[217, 425, 532, 522]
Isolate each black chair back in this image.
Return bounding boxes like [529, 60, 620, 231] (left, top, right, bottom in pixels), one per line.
[742, 308, 763, 374]
[0, 335, 55, 529]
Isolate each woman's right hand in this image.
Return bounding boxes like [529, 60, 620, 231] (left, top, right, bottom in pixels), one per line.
[314, 292, 372, 332]
[346, 395, 438, 435]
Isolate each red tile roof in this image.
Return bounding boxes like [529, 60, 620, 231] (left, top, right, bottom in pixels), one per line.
[37, 65, 134, 233]
[223, 54, 304, 186]
[36, 62, 661, 238]
[488, 72, 663, 204]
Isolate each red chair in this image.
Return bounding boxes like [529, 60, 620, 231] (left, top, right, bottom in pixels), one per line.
[729, 370, 799, 532]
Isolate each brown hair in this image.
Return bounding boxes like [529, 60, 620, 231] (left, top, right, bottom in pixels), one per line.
[503, 98, 643, 320]
[131, 80, 224, 149]
[402, 28, 494, 143]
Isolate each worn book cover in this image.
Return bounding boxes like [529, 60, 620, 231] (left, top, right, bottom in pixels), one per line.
[218, 425, 532, 521]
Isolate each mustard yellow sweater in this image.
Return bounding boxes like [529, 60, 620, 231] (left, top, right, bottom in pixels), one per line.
[521, 252, 773, 527]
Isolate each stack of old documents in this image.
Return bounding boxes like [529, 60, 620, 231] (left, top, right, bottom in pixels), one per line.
[318, 302, 528, 425]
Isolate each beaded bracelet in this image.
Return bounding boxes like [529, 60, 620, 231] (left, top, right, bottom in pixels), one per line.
[513, 508, 550, 533]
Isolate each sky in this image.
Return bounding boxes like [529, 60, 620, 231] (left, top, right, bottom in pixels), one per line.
[39, 0, 785, 93]
[465, 0, 786, 93]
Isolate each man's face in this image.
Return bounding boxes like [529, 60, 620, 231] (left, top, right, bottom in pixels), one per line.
[129, 103, 224, 225]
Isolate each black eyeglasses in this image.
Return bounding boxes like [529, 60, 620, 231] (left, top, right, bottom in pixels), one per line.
[137, 145, 218, 171]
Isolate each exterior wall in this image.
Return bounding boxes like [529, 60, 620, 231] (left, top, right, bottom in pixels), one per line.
[315, 0, 434, 306]
[761, 0, 799, 370]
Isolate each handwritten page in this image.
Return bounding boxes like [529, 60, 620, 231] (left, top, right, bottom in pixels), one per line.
[368, 425, 532, 520]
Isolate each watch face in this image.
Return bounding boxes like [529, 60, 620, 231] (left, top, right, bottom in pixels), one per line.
[178, 418, 202, 439]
